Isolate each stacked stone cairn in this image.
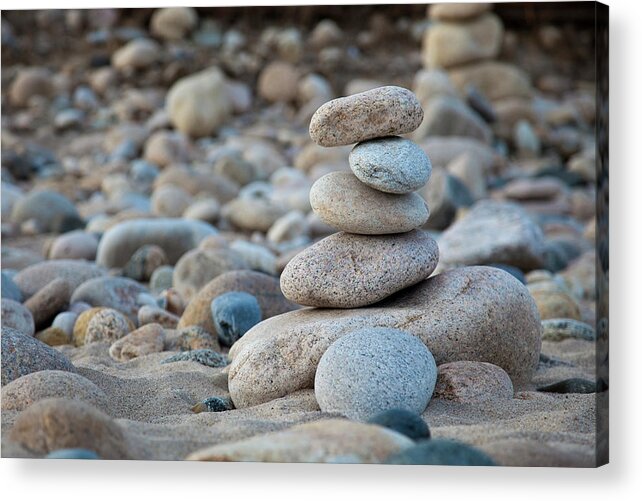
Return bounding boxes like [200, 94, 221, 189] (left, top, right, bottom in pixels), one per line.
[228, 85, 541, 424]
[279, 86, 441, 420]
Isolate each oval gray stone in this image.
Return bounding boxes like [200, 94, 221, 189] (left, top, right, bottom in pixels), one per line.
[70, 277, 149, 323]
[1, 299, 35, 337]
[309, 86, 424, 147]
[13, 260, 105, 299]
[280, 230, 439, 308]
[229, 266, 541, 407]
[315, 328, 437, 421]
[96, 218, 218, 268]
[309, 172, 430, 234]
[349, 137, 432, 194]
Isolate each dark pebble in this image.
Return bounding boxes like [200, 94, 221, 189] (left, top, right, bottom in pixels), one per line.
[465, 84, 496, 123]
[537, 378, 596, 394]
[385, 439, 496, 466]
[367, 408, 430, 441]
[191, 396, 234, 413]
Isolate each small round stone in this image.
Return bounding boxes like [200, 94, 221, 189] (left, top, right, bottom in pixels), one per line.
[367, 409, 431, 441]
[191, 396, 234, 413]
[385, 439, 496, 466]
[349, 137, 432, 194]
[150, 265, 174, 294]
[137, 305, 179, 329]
[433, 361, 514, 402]
[211, 291, 262, 347]
[122, 245, 168, 282]
[2, 272, 22, 302]
[35, 327, 71, 346]
[84, 308, 132, 345]
[314, 328, 438, 421]
[1, 370, 108, 412]
[150, 7, 198, 40]
[162, 349, 228, 368]
[52, 312, 78, 338]
[49, 231, 99, 261]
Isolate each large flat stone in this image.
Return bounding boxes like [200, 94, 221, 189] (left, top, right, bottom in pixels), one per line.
[229, 266, 542, 407]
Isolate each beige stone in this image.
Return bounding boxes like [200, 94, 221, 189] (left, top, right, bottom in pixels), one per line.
[310, 172, 429, 234]
[280, 230, 439, 308]
[187, 419, 413, 463]
[230, 266, 541, 407]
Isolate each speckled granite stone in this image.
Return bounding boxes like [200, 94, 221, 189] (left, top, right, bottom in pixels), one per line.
[1, 327, 76, 386]
[315, 328, 438, 421]
[433, 361, 514, 402]
[309, 86, 424, 147]
[310, 172, 429, 234]
[280, 230, 439, 308]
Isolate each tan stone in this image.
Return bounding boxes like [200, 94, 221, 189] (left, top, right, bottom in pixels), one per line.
[310, 172, 429, 234]
[186, 419, 413, 463]
[229, 266, 542, 407]
[8, 398, 131, 459]
[280, 230, 439, 308]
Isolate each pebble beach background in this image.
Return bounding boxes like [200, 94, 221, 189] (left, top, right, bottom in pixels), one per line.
[1, 3, 607, 467]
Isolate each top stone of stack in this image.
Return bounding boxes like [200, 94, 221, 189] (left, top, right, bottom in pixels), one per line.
[428, 3, 492, 21]
[309, 86, 424, 147]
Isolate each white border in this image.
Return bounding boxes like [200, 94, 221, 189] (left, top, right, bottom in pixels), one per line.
[1, 0, 640, 499]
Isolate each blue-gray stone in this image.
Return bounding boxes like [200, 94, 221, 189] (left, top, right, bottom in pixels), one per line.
[150, 265, 174, 294]
[537, 378, 596, 394]
[367, 408, 430, 441]
[46, 448, 100, 459]
[1, 272, 22, 301]
[211, 291, 262, 347]
[131, 159, 159, 184]
[385, 439, 496, 466]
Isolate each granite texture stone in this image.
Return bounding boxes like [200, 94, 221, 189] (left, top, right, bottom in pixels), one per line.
[280, 230, 439, 308]
[349, 137, 431, 194]
[310, 172, 430, 234]
[315, 328, 438, 421]
[230, 266, 542, 407]
[309, 86, 423, 147]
